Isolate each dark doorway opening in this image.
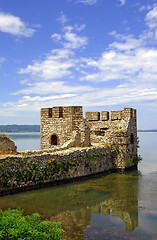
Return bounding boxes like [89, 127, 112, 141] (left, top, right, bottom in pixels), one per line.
[50, 134, 58, 145]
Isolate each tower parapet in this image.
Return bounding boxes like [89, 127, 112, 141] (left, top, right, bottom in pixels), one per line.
[85, 108, 136, 121]
[41, 106, 83, 120]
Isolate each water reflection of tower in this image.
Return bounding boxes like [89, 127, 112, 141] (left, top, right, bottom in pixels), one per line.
[98, 172, 139, 231]
[92, 172, 138, 231]
[100, 198, 138, 231]
[50, 172, 139, 239]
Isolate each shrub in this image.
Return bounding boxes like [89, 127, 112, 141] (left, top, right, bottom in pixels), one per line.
[0, 208, 64, 240]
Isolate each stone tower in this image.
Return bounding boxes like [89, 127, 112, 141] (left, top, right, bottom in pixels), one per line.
[40, 106, 91, 150]
[40, 106, 137, 165]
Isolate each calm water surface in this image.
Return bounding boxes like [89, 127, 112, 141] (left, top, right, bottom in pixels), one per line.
[0, 132, 157, 240]
[7, 132, 40, 151]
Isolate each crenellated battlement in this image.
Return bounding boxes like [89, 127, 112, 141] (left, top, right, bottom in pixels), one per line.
[41, 106, 83, 120]
[86, 108, 136, 121]
[41, 107, 136, 121]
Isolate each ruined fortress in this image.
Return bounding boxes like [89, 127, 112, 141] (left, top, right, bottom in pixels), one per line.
[41, 106, 137, 166]
[0, 106, 138, 195]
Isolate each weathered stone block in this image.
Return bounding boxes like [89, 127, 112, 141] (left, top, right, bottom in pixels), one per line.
[123, 108, 133, 118]
[85, 112, 100, 121]
[101, 111, 109, 121]
[111, 111, 123, 120]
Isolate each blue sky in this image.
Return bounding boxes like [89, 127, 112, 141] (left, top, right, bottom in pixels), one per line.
[0, 0, 157, 129]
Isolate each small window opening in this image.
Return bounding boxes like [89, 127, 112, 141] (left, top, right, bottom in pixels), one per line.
[48, 108, 52, 118]
[95, 130, 105, 136]
[130, 133, 134, 144]
[59, 107, 63, 118]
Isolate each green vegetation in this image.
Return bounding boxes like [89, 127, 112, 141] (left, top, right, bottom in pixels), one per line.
[104, 142, 108, 148]
[0, 208, 64, 240]
[126, 155, 142, 167]
[0, 157, 80, 188]
[134, 155, 142, 164]
[0, 125, 40, 133]
[0, 147, 119, 189]
[83, 118, 90, 129]
[126, 160, 132, 166]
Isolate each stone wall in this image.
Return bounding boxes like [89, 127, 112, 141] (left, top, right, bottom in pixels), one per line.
[0, 134, 17, 155]
[0, 145, 137, 195]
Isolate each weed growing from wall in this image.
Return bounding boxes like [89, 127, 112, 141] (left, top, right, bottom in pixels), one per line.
[0, 146, 120, 189]
[134, 155, 142, 164]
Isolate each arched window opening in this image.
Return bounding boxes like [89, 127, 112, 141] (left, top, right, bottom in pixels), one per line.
[130, 133, 134, 144]
[50, 134, 58, 145]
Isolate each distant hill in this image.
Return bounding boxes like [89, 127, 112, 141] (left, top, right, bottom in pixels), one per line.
[0, 125, 40, 133]
[138, 129, 157, 132]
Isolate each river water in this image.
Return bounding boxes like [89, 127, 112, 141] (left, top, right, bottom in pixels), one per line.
[0, 132, 157, 240]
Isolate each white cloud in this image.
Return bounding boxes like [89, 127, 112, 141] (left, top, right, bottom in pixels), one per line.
[19, 26, 88, 80]
[63, 31, 87, 49]
[3, 6, 157, 122]
[79, 6, 157, 87]
[118, 0, 126, 6]
[18, 48, 75, 80]
[12, 81, 93, 95]
[21, 94, 77, 102]
[2, 83, 157, 120]
[145, 5, 157, 30]
[51, 26, 87, 49]
[77, 0, 97, 5]
[139, 5, 152, 12]
[57, 12, 68, 25]
[20, 79, 30, 85]
[109, 32, 144, 50]
[74, 24, 86, 32]
[17, 16, 157, 112]
[51, 33, 62, 42]
[0, 12, 36, 37]
[0, 57, 5, 66]
[9, 85, 157, 114]
[81, 43, 157, 88]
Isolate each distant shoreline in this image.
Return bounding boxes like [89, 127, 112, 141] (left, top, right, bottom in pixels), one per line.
[0, 125, 40, 133]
